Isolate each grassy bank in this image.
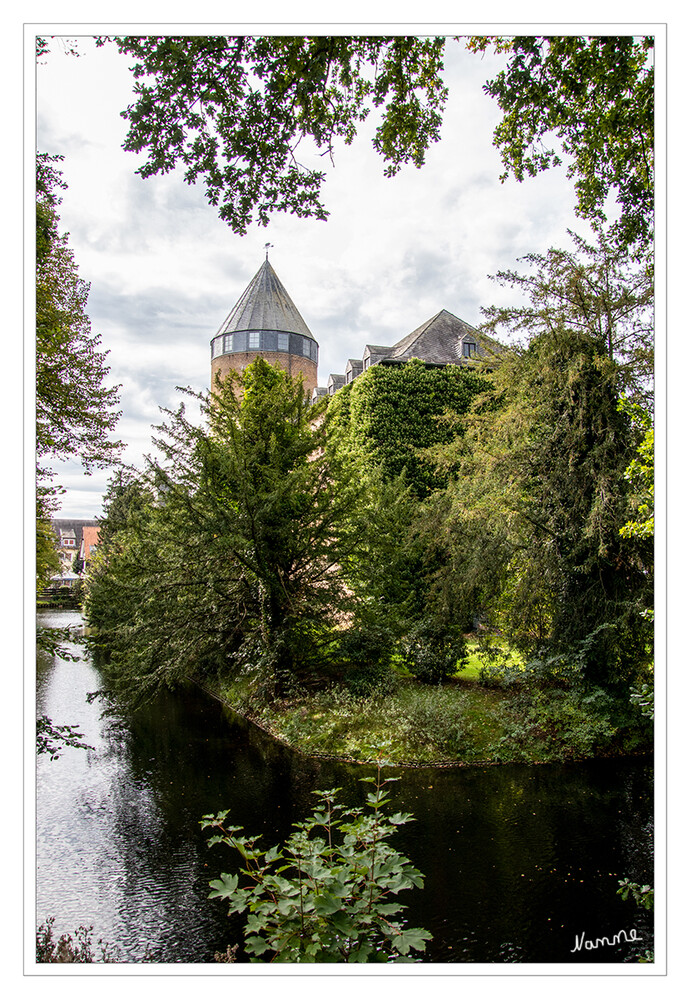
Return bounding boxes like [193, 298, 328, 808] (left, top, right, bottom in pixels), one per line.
[214, 674, 652, 766]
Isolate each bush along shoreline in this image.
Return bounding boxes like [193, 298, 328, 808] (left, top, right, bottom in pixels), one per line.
[206, 670, 653, 768]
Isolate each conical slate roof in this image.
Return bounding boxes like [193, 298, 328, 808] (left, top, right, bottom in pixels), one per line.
[216, 259, 314, 339]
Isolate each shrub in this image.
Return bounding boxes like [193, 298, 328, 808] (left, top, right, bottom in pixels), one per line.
[401, 622, 467, 684]
[498, 687, 618, 761]
[334, 625, 396, 697]
[201, 770, 432, 962]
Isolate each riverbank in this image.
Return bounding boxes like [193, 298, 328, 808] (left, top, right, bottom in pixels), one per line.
[212, 676, 652, 767]
[36, 622, 655, 963]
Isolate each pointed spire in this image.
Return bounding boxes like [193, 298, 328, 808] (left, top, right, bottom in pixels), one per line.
[217, 259, 314, 340]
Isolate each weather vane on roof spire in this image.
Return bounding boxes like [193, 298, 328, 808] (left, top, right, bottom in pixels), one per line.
[264, 242, 273, 260]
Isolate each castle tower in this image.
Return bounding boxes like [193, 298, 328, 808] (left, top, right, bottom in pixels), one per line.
[210, 257, 318, 394]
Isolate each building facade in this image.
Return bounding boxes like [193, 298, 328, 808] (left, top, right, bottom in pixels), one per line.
[318, 308, 493, 401]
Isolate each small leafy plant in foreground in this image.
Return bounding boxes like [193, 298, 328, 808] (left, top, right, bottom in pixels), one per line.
[201, 768, 432, 962]
[617, 878, 654, 912]
[36, 917, 119, 963]
[617, 877, 654, 962]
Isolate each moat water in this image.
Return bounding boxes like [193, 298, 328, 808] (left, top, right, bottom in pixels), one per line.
[35, 610, 654, 964]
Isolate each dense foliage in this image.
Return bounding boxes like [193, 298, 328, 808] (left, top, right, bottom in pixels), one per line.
[81, 34, 654, 741]
[422, 356, 653, 684]
[36, 152, 122, 591]
[202, 773, 431, 962]
[327, 359, 489, 497]
[107, 35, 448, 235]
[86, 361, 367, 705]
[36, 153, 122, 477]
[419, 240, 653, 689]
[100, 33, 655, 254]
[467, 35, 654, 254]
[242, 678, 651, 766]
[479, 230, 654, 409]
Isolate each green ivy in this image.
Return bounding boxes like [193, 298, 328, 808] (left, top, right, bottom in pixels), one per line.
[327, 360, 488, 496]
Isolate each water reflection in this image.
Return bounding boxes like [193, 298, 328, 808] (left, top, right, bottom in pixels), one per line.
[36, 611, 653, 964]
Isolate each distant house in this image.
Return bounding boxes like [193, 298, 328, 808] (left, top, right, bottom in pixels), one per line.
[52, 519, 98, 573]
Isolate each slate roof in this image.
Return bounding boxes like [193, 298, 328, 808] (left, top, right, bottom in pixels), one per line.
[216, 259, 315, 340]
[386, 309, 488, 365]
[318, 307, 504, 398]
[363, 344, 394, 364]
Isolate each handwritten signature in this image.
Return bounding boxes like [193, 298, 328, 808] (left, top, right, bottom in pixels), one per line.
[571, 928, 640, 953]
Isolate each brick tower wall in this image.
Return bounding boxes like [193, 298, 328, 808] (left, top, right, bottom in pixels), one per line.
[211, 352, 318, 396]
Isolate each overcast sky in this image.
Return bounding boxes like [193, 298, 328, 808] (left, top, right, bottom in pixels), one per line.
[36, 32, 606, 518]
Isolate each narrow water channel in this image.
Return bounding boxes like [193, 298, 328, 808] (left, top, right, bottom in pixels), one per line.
[36, 610, 654, 965]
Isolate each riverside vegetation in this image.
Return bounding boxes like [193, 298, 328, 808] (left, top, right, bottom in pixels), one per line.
[85, 233, 654, 768]
[201, 770, 432, 962]
[45, 244, 655, 966]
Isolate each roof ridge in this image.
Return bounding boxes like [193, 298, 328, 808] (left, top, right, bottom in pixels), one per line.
[390, 311, 441, 357]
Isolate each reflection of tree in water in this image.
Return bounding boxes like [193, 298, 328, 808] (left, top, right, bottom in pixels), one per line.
[39, 651, 654, 963]
[91, 683, 366, 961]
[617, 765, 654, 883]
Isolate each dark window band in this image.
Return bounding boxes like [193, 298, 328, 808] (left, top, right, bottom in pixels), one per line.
[211, 331, 317, 363]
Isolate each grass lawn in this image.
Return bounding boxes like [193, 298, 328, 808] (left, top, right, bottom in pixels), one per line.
[454, 640, 524, 682]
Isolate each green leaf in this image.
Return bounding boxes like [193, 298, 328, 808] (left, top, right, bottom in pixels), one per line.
[208, 872, 239, 900]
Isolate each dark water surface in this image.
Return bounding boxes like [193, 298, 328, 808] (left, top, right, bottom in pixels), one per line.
[36, 611, 654, 965]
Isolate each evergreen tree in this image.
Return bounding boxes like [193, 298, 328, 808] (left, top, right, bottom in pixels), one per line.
[87, 361, 365, 706]
[422, 244, 653, 689]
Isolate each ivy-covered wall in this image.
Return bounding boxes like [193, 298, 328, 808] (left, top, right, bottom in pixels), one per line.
[327, 359, 489, 496]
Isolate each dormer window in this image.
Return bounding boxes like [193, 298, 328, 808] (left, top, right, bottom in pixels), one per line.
[462, 341, 477, 357]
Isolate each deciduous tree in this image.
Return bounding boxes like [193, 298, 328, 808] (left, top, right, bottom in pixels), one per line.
[36, 153, 122, 476]
[107, 35, 448, 235]
[467, 35, 654, 254]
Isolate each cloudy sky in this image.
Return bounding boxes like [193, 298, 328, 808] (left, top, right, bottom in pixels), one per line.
[36, 30, 610, 518]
